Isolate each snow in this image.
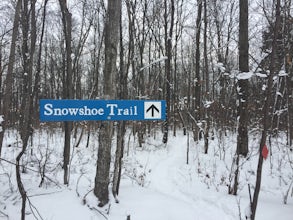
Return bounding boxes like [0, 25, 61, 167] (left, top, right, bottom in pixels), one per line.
[204, 100, 213, 108]
[278, 70, 288, 77]
[0, 115, 3, 123]
[237, 72, 254, 80]
[276, 92, 283, 97]
[139, 57, 168, 72]
[245, 205, 252, 219]
[0, 128, 293, 220]
[29, 190, 96, 220]
[256, 72, 268, 78]
[0, 115, 3, 133]
[215, 62, 226, 73]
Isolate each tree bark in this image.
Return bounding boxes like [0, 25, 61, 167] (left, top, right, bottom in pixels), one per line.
[16, 1, 37, 219]
[203, 0, 209, 154]
[32, 0, 48, 123]
[237, 0, 249, 157]
[112, 15, 127, 200]
[59, 0, 73, 185]
[94, 0, 121, 207]
[192, 0, 203, 142]
[229, 0, 249, 196]
[251, 0, 281, 219]
[0, 0, 22, 156]
[162, 0, 175, 144]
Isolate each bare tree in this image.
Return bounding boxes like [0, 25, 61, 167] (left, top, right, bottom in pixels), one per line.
[112, 15, 128, 200]
[192, 0, 203, 141]
[162, 0, 175, 144]
[15, 0, 38, 219]
[32, 0, 49, 123]
[59, 0, 73, 185]
[94, 0, 121, 207]
[229, 0, 249, 196]
[283, 0, 293, 148]
[203, 0, 210, 153]
[251, 0, 281, 219]
[0, 0, 22, 156]
[237, 0, 249, 157]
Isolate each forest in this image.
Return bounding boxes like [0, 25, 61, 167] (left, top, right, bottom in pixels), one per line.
[0, 0, 292, 219]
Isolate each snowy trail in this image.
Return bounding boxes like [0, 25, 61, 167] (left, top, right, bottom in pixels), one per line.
[147, 137, 237, 220]
[2, 131, 292, 220]
[112, 135, 293, 220]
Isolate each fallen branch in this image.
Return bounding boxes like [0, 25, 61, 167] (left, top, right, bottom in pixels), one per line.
[27, 195, 44, 220]
[0, 210, 8, 219]
[87, 205, 108, 220]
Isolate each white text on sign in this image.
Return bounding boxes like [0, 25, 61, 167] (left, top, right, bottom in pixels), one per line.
[40, 100, 166, 121]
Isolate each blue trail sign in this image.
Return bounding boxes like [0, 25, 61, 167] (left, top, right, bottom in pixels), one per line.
[39, 99, 166, 122]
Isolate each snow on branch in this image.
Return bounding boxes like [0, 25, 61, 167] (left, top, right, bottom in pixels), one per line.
[236, 72, 254, 80]
[0, 115, 4, 133]
[139, 56, 168, 72]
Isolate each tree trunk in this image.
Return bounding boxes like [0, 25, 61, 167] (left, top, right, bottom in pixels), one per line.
[16, 1, 37, 219]
[112, 121, 126, 200]
[237, 0, 249, 157]
[32, 0, 48, 125]
[285, 1, 293, 148]
[162, 0, 175, 144]
[203, 0, 209, 154]
[193, 0, 203, 142]
[288, 65, 293, 147]
[112, 15, 128, 201]
[251, 0, 281, 219]
[0, 0, 22, 156]
[59, 0, 73, 185]
[94, 0, 121, 207]
[195, 0, 202, 120]
[229, 0, 249, 196]
[95, 122, 113, 206]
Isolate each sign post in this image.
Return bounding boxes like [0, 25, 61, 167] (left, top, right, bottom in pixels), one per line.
[39, 99, 166, 122]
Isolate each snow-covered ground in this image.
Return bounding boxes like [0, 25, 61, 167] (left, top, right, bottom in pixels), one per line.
[0, 128, 292, 220]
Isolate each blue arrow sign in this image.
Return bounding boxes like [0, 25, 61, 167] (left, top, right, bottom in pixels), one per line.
[39, 99, 166, 121]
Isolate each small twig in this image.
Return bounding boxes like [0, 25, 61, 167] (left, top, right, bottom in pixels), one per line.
[0, 210, 9, 219]
[144, 141, 166, 149]
[27, 195, 44, 220]
[248, 184, 252, 206]
[82, 189, 93, 205]
[76, 172, 85, 197]
[88, 205, 108, 220]
[106, 203, 111, 215]
[73, 127, 84, 148]
[0, 172, 14, 192]
[82, 188, 109, 219]
[283, 179, 293, 204]
[28, 190, 64, 198]
[67, 140, 76, 185]
[236, 197, 242, 220]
